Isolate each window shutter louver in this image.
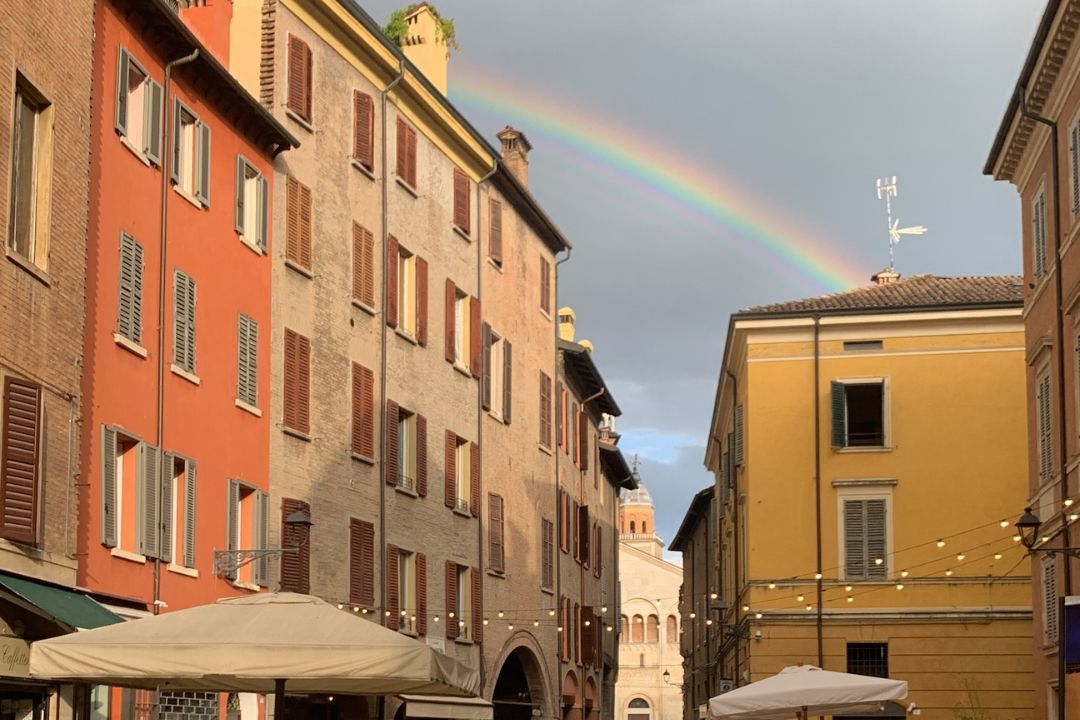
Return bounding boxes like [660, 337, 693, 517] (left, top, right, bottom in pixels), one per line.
[225, 479, 239, 580]
[1044, 558, 1059, 645]
[416, 414, 428, 497]
[574, 603, 581, 664]
[539, 372, 551, 447]
[296, 334, 310, 433]
[353, 91, 374, 169]
[387, 236, 399, 328]
[351, 363, 364, 456]
[445, 279, 456, 363]
[579, 414, 588, 472]
[560, 489, 570, 553]
[175, 271, 196, 373]
[196, 123, 211, 206]
[286, 176, 301, 266]
[280, 498, 310, 593]
[489, 494, 504, 572]
[734, 404, 744, 467]
[235, 156, 246, 235]
[350, 518, 375, 607]
[1072, 122, 1080, 213]
[1039, 375, 1053, 479]
[481, 324, 492, 410]
[593, 523, 602, 578]
[0, 378, 40, 544]
[237, 314, 259, 407]
[556, 382, 563, 450]
[472, 565, 483, 643]
[256, 176, 268, 251]
[406, 126, 417, 188]
[170, 99, 181, 185]
[844, 499, 866, 579]
[287, 35, 311, 121]
[489, 199, 502, 263]
[540, 257, 551, 314]
[470, 442, 481, 518]
[386, 400, 399, 486]
[396, 118, 407, 181]
[299, 182, 312, 269]
[359, 365, 374, 458]
[469, 298, 481, 378]
[137, 443, 161, 559]
[144, 80, 163, 166]
[502, 340, 512, 424]
[542, 520, 554, 589]
[160, 456, 174, 564]
[283, 330, 310, 434]
[253, 491, 269, 586]
[560, 596, 569, 660]
[453, 169, 470, 233]
[866, 499, 887, 579]
[1034, 193, 1047, 277]
[352, 224, 368, 305]
[386, 545, 399, 627]
[830, 381, 846, 447]
[578, 504, 590, 567]
[444, 431, 456, 509]
[416, 552, 427, 636]
[115, 48, 129, 135]
[183, 460, 196, 567]
[117, 232, 144, 344]
[445, 560, 458, 640]
[283, 329, 298, 430]
[101, 427, 118, 547]
[416, 256, 428, 347]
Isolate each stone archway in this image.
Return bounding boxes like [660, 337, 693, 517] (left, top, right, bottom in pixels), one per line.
[561, 671, 581, 720]
[492, 646, 548, 720]
[582, 676, 598, 720]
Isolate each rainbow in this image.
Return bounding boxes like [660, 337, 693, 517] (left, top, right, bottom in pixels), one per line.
[450, 67, 869, 293]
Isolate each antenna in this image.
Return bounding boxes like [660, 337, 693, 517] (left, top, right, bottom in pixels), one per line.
[875, 176, 926, 271]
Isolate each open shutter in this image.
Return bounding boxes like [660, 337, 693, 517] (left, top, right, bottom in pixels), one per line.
[445, 280, 456, 363]
[540, 257, 551, 314]
[351, 224, 365, 303]
[416, 414, 428, 497]
[386, 236, 399, 328]
[560, 596, 569, 660]
[359, 365, 374, 458]
[579, 505, 590, 567]
[351, 363, 367, 457]
[734, 404, 744, 467]
[1072, 122, 1080, 213]
[160, 456, 174, 564]
[298, 182, 312, 269]
[579, 413, 588, 472]
[353, 91, 374, 168]
[235, 156, 246, 235]
[844, 500, 866, 579]
[225, 480, 239, 580]
[406, 127, 418, 188]
[396, 118, 407, 181]
[830, 381, 846, 447]
[286, 177, 301, 266]
[115, 48, 129, 135]
[539, 373, 551, 446]
[444, 431, 456, 509]
[481, 324, 492, 411]
[137, 443, 161, 559]
[471, 566, 483, 643]
[502, 340, 512, 424]
[386, 545, 399, 627]
[143, 80, 163, 165]
[256, 176, 268, 251]
[416, 256, 428, 347]
[453, 169, 469, 233]
[102, 427, 118, 547]
[445, 561, 458, 640]
[196, 123, 211, 206]
[253, 491, 269, 586]
[470, 442, 480, 519]
[559, 490, 569, 553]
[170, 98, 181, 185]
[296, 333, 310, 433]
[469, 298, 482, 378]
[489, 494, 504, 572]
[349, 518, 375, 607]
[0, 378, 41, 544]
[489, 199, 502, 263]
[866, 499, 887, 579]
[281, 498, 310, 593]
[416, 552, 427, 636]
[183, 460, 196, 567]
[556, 382, 563, 450]
[386, 400, 399, 486]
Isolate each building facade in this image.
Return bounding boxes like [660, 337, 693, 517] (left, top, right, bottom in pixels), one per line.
[698, 273, 1034, 719]
[984, 1, 1080, 715]
[615, 485, 683, 720]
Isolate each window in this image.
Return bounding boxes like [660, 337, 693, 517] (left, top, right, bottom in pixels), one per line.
[489, 198, 503, 266]
[846, 642, 888, 678]
[843, 498, 888, 580]
[387, 401, 427, 497]
[349, 518, 375, 607]
[283, 329, 311, 435]
[619, 615, 629, 642]
[351, 363, 375, 459]
[540, 256, 552, 315]
[539, 372, 552, 448]
[352, 91, 374, 170]
[843, 340, 883, 352]
[576, 503, 590, 566]
[8, 76, 53, 268]
[285, 176, 312, 271]
[448, 284, 470, 368]
[170, 100, 210, 206]
[278, 497, 308, 592]
[443, 431, 475, 514]
[225, 481, 269, 585]
[171, 271, 197, 375]
[541, 518, 554, 590]
[482, 325, 511, 423]
[286, 35, 312, 123]
[352, 223, 375, 308]
[453, 168, 470, 234]
[630, 614, 643, 643]
[830, 380, 886, 448]
[456, 565, 473, 639]
[646, 614, 659, 643]
[630, 521, 636, 534]
[0, 377, 42, 543]
[488, 493, 504, 572]
[116, 232, 145, 346]
[1044, 557, 1059, 646]
[235, 156, 268, 251]
[666, 615, 678, 642]
[1033, 187, 1048, 278]
[446, 561, 480, 642]
[398, 408, 417, 492]
[395, 548, 421, 633]
[101, 428, 162, 559]
[236, 314, 259, 409]
[114, 49, 162, 165]
[396, 117, 417, 189]
[387, 239, 428, 344]
[165, 454, 197, 568]
[1037, 371, 1052, 480]
[628, 699, 650, 720]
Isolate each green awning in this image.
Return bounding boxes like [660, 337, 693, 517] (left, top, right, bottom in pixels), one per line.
[0, 572, 121, 630]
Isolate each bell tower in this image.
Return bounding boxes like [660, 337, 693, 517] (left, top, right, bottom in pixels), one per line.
[619, 481, 663, 558]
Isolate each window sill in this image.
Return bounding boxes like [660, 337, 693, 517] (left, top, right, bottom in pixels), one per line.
[835, 446, 893, 454]
[351, 298, 376, 316]
[488, 257, 503, 273]
[110, 548, 147, 564]
[119, 135, 153, 168]
[231, 580, 261, 592]
[396, 176, 419, 198]
[538, 443, 553, 456]
[395, 328, 418, 345]
[239, 236, 265, 256]
[167, 563, 199, 578]
[454, 637, 475, 646]
[540, 307, 552, 322]
[487, 569, 505, 579]
[170, 364, 201, 386]
[5, 248, 51, 286]
[394, 485, 418, 499]
[113, 333, 148, 358]
[453, 225, 471, 242]
[283, 426, 312, 442]
[488, 410, 504, 423]
[351, 158, 376, 180]
[173, 185, 205, 210]
[540, 587, 554, 596]
[453, 362, 472, 378]
[351, 451, 375, 465]
[284, 108, 314, 133]
[452, 507, 472, 519]
[235, 399, 262, 417]
[285, 258, 314, 279]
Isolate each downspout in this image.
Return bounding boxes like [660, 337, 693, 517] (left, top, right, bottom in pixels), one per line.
[377, 59, 405, 629]
[553, 245, 571, 713]
[723, 369, 739, 686]
[813, 316, 823, 667]
[154, 48, 200, 616]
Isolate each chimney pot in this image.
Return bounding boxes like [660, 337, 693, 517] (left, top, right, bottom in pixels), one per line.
[870, 268, 901, 286]
[497, 125, 532, 187]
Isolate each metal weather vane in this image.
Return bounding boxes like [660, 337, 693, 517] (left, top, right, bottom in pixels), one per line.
[876, 176, 927, 271]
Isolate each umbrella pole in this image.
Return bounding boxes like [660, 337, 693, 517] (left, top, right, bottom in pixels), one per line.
[274, 679, 286, 720]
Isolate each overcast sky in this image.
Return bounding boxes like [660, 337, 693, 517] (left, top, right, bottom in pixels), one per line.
[361, 0, 1043, 553]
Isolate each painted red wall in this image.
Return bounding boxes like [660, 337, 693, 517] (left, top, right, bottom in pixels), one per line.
[80, 0, 273, 611]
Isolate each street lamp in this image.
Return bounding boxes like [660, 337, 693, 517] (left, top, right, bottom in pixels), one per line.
[213, 509, 315, 577]
[1014, 506, 1080, 557]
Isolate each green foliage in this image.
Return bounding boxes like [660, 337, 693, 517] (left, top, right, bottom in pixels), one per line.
[383, 4, 459, 52]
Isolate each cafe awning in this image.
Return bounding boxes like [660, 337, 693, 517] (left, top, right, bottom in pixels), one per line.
[0, 572, 121, 631]
[399, 695, 493, 720]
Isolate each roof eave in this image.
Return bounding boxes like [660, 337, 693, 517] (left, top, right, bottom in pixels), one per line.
[735, 299, 1023, 321]
[669, 486, 713, 553]
[558, 339, 621, 416]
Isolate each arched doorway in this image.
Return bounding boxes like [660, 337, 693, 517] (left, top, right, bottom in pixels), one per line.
[627, 698, 651, 720]
[492, 647, 547, 720]
[561, 671, 581, 720]
[582, 677, 597, 720]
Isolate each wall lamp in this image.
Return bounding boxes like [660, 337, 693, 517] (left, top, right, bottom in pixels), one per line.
[213, 509, 314, 577]
[1015, 507, 1080, 557]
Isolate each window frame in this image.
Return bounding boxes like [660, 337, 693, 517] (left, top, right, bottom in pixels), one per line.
[456, 564, 472, 640]
[398, 548, 416, 633]
[454, 437, 471, 514]
[837, 488, 892, 581]
[7, 74, 53, 272]
[397, 246, 417, 337]
[831, 377, 890, 450]
[165, 453, 197, 570]
[170, 99, 210, 208]
[397, 408, 417, 493]
[235, 155, 268, 253]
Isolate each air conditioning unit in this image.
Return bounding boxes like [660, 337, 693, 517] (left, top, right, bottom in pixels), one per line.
[719, 680, 734, 694]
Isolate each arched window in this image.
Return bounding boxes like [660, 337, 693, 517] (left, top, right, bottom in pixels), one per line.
[646, 614, 659, 643]
[620, 615, 629, 642]
[630, 521, 636, 534]
[628, 698, 651, 720]
[642, 522, 647, 534]
[631, 614, 644, 643]
[666, 615, 677, 642]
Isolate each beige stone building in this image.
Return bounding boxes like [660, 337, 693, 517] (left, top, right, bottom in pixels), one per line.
[615, 485, 684, 720]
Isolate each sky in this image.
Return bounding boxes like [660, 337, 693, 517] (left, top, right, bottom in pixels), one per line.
[360, 0, 1043, 552]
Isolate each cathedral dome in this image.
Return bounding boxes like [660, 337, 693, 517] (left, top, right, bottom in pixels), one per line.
[622, 483, 652, 506]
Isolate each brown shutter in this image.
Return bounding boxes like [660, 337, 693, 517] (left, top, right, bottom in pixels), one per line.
[489, 199, 502, 263]
[385, 400, 399, 486]
[469, 298, 482, 377]
[416, 414, 427, 497]
[445, 279, 456, 363]
[579, 415, 589, 472]
[502, 340, 512, 424]
[297, 334, 310, 434]
[445, 560, 459, 640]
[396, 118, 407, 181]
[539, 373, 551, 447]
[407, 126, 418, 188]
[560, 595, 569, 661]
[488, 494, 504, 573]
[286, 176, 300, 265]
[574, 603, 581, 665]
[0, 378, 40, 544]
[481, 324, 492, 411]
[416, 256, 428, 347]
[444, 432, 457, 509]
[453, 169, 470, 233]
[573, 407, 581, 468]
[540, 256, 551, 313]
[582, 607, 593, 667]
[361, 227, 375, 307]
[280, 498, 310, 593]
[352, 364, 375, 458]
[353, 91, 374, 169]
[351, 363, 363, 455]
[572, 500, 580, 562]
[556, 381, 563, 450]
[349, 518, 375, 606]
[287, 35, 311, 121]
[559, 489, 569, 553]
[299, 182, 312, 270]
[283, 329, 309, 434]
[386, 235, 399, 328]
[471, 565, 483, 643]
[416, 552, 427, 636]
[386, 545, 399, 627]
[470, 442, 480, 518]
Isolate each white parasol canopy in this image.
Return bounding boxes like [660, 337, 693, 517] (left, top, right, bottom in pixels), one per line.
[707, 665, 907, 720]
[29, 593, 479, 698]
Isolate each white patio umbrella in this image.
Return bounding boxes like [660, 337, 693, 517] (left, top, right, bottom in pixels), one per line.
[707, 665, 907, 720]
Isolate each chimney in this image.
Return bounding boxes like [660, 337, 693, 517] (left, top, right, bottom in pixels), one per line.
[558, 306, 576, 342]
[870, 267, 901, 286]
[399, 3, 449, 95]
[497, 125, 532, 187]
[176, 0, 234, 65]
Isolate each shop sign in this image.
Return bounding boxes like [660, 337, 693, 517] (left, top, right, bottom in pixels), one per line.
[0, 636, 30, 678]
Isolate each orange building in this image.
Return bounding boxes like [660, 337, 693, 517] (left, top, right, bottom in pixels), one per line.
[78, 0, 296, 637]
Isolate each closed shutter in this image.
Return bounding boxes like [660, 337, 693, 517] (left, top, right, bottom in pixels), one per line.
[396, 118, 407, 181]
[172, 270, 196, 373]
[359, 225, 375, 306]
[287, 35, 311, 121]
[285, 176, 301, 267]
[470, 442, 481, 518]
[489, 199, 502, 263]
[1072, 121, 1080, 213]
[830, 381, 846, 447]
[719, 454, 730, 510]
[225, 480, 239, 580]
[866, 499, 887, 578]
[570, 403, 578, 464]
[453, 169, 469, 233]
[1044, 558, 1059, 645]
[416, 414, 428, 497]
[170, 99, 181, 185]
[1034, 192, 1047, 277]
[283, 330, 310, 434]
[196, 123, 211, 206]
[183, 460, 196, 567]
[445, 280, 456, 364]
[280, 498, 310, 593]
[137, 443, 160, 559]
[593, 523, 602, 578]
[117, 232, 144, 344]
[471, 565, 483, 643]
[351, 363, 375, 458]
[349, 518, 375, 607]
[572, 500, 579, 561]
[502, 340, 512, 424]
[416, 552, 427, 636]
[541, 519, 553, 589]
[386, 236, 399, 328]
[237, 314, 258, 407]
[574, 603, 580, 664]
[579, 412, 588, 472]
[559, 489, 569, 553]
[385, 400, 399, 486]
[469, 298, 481, 378]
[160, 456, 174, 564]
[298, 181, 312, 269]
[444, 432, 456, 510]
[578, 504, 590, 567]
[406, 126, 417, 188]
[256, 176, 268, 251]
[386, 545, 399, 627]
[253, 491, 269, 586]
[481, 324, 492, 411]
[488, 494, 504, 572]
[560, 595, 569, 660]
[416, 256, 428, 347]
[115, 48, 130, 135]
[540, 257, 551, 314]
[734, 404, 744, 467]
[143, 80, 163, 166]
[445, 560, 458, 640]
[235, 156, 247, 235]
[556, 382, 563, 450]
[353, 91, 374, 169]
[283, 329, 298, 430]
[539, 372, 551, 447]
[1039, 375, 1052, 479]
[844, 499, 865, 579]
[0, 378, 40, 544]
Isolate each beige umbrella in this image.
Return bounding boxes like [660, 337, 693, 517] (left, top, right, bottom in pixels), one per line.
[30, 593, 479, 703]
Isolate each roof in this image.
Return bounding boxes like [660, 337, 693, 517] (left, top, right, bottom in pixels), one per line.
[558, 339, 621, 416]
[739, 275, 1023, 317]
[599, 441, 636, 489]
[669, 486, 714, 553]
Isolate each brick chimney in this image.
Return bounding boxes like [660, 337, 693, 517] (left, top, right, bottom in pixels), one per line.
[497, 125, 531, 187]
[870, 268, 901, 286]
[399, 3, 449, 95]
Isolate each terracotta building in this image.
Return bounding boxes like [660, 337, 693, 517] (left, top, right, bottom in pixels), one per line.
[984, 1, 1080, 715]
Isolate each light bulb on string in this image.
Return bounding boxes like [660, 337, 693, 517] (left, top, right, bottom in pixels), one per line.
[1012, 535, 1022, 543]
[768, 583, 776, 590]
[755, 612, 763, 620]
[557, 626, 563, 633]
[945, 569, 953, 577]
[705, 619, 713, 626]
[1066, 499, 1074, 508]
[994, 553, 1002, 560]
[999, 519, 1009, 528]
[483, 619, 489, 626]
[498, 610, 504, 618]
[846, 596, 854, 603]
[936, 539, 946, 548]
[449, 612, 455, 619]
[337, 604, 343, 610]
[508, 624, 514, 631]
[601, 606, 608, 613]
[534, 621, 540, 627]
[900, 570, 909, 578]
[845, 585, 852, 592]
[384, 611, 391, 617]
[1071, 514, 1079, 522]
[742, 605, 749, 612]
[549, 609, 556, 616]
[689, 612, 696, 619]
[606, 625, 613, 632]
[710, 593, 718, 600]
[584, 620, 591, 627]
[434, 616, 440, 623]
[956, 553, 965, 561]
[895, 584, 904, 591]
[874, 558, 883, 566]
[814, 573, 823, 580]
[805, 604, 813, 611]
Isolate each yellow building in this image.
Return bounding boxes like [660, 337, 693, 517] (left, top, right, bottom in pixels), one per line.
[700, 272, 1034, 720]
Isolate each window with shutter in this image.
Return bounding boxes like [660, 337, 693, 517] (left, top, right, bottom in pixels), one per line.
[559, 488, 570, 553]
[352, 223, 375, 308]
[560, 595, 570, 660]
[556, 383, 565, 451]
[349, 518, 375, 607]
[172, 270, 197, 375]
[830, 380, 886, 448]
[541, 519, 554, 590]
[1033, 189, 1048, 278]
[280, 498, 311, 593]
[391, 405, 418, 494]
[351, 363, 375, 459]
[352, 91, 374, 170]
[577, 504, 590, 567]
[417, 256, 429, 347]
[393, 244, 420, 337]
[171, 100, 209, 206]
[285, 176, 312, 272]
[578, 411, 588, 472]
[540, 256, 551, 315]
[253, 491, 270, 587]
[453, 564, 473, 640]
[163, 454, 197, 568]
[1043, 557, 1059, 646]
[843, 498, 888, 580]
[449, 436, 470, 514]
[136, 442, 161, 559]
[0, 377, 41, 544]
[8, 76, 53, 269]
[286, 35, 312, 122]
[236, 314, 259, 408]
[396, 119, 418, 190]
[114, 49, 163, 168]
[282, 329, 311, 435]
[396, 549, 416, 633]
[489, 199, 503, 265]
[539, 372, 552, 448]
[470, 442, 481, 519]
[484, 329, 510, 423]
[453, 169, 470, 234]
[488, 494, 504, 573]
[1037, 372, 1053, 480]
[236, 156, 267, 252]
[445, 560, 459, 640]
[116, 232, 144, 345]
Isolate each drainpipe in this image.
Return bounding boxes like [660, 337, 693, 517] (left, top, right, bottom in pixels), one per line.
[812, 316, 823, 668]
[154, 48, 200, 616]
[553, 245, 571, 714]
[723, 369, 739, 686]
[1018, 89, 1071, 720]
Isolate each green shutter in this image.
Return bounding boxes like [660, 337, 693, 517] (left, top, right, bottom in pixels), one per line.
[117, 233, 143, 344]
[844, 500, 865, 579]
[170, 99, 181, 185]
[173, 271, 196, 373]
[830, 381, 846, 447]
[196, 122, 211, 206]
[502, 340, 512, 424]
[184, 460, 197, 568]
[257, 176, 268, 251]
[225, 480, 239, 580]
[866, 499, 887, 579]
[137, 443, 160, 559]
[235, 155, 246, 235]
[143, 79, 162, 166]
[101, 427, 117, 548]
[115, 48, 129, 136]
[235, 314, 259, 407]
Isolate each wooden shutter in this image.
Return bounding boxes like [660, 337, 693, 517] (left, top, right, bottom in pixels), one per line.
[280, 498, 310, 593]
[469, 298, 482, 377]
[137, 443, 160, 558]
[581, 608, 594, 667]
[559, 489, 569, 553]
[0, 378, 40, 544]
[481, 324, 492, 411]
[144, 80, 162, 166]
[574, 602, 581, 664]
[541, 519, 553, 589]
[235, 156, 246, 235]
[453, 169, 470, 233]
[470, 442, 481, 518]
[556, 382, 563, 450]
[386, 400, 400, 486]
[406, 126, 418, 188]
[539, 372, 551, 447]
[353, 91, 374, 169]
[416, 256, 428, 347]
[253, 491, 269, 586]
[386, 545, 399, 627]
[830, 381, 846, 447]
[1072, 122, 1080, 213]
[593, 523, 602, 578]
[283, 329, 310, 434]
[1044, 558, 1059, 645]
[578, 504, 590, 567]
[866, 499, 887, 579]
[350, 363, 376, 457]
[502, 340, 512, 424]
[489, 199, 502, 264]
[488, 494, 504, 572]
[540, 257, 551, 313]
[160, 456, 174, 564]
[183, 460, 196, 567]
[172, 270, 196, 373]
[170, 99, 182, 185]
[1034, 192, 1047, 276]
[286, 176, 301, 267]
[117, 232, 144, 344]
[237, 314, 258, 407]
[256, 176, 268, 251]
[299, 181, 312, 270]
[196, 122, 211, 206]
[579, 412, 588, 472]
[445, 280, 457, 363]
[416, 552, 427, 636]
[287, 35, 311, 121]
[396, 118, 407, 181]
[734, 404, 744, 467]
[445, 560, 458, 640]
[1039, 375, 1052, 478]
[444, 431, 457, 510]
[471, 565, 483, 643]
[115, 48, 130, 135]
[349, 518, 375, 607]
[386, 236, 399, 328]
[560, 595, 569, 660]
[416, 414, 428, 497]
[352, 223, 375, 306]
[225, 480, 239, 580]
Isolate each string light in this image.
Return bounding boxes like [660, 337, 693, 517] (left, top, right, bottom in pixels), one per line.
[937, 539, 946, 548]
[994, 553, 1003, 560]
[768, 583, 776, 589]
[337, 604, 344, 610]
[805, 604, 812, 611]
[557, 626, 563, 633]
[384, 611, 391, 617]
[710, 593, 718, 600]
[754, 612, 763, 620]
[895, 584, 904, 591]
[497, 611, 504, 619]
[508, 624, 514, 631]
[549, 609, 556, 616]
[705, 619, 713, 626]
[689, 612, 696, 619]
[448, 612, 455, 619]
[1071, 514, 1079, 522]
[796, 595, 804, 602]
[846, 596, 854, 603]
[742, 605, 749, 612]
[956, 553, 965, 561]
[945, 569, 953, 576]
[606, 625, 613, 632]
[900, 570, 909, 578]
[1066, 499, 1074, 508]
[814, 573, 823, 580]
[584, 620, 591, 627]
[601, 606, 608, 613]
[845, 585, 853, 592]
[874, 558, 884, 566]
[483, 619, 489, 626]
[458, 620, 464, 627]
[999, 519, 1009, 528]
[1012, 535, 1022, 543]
